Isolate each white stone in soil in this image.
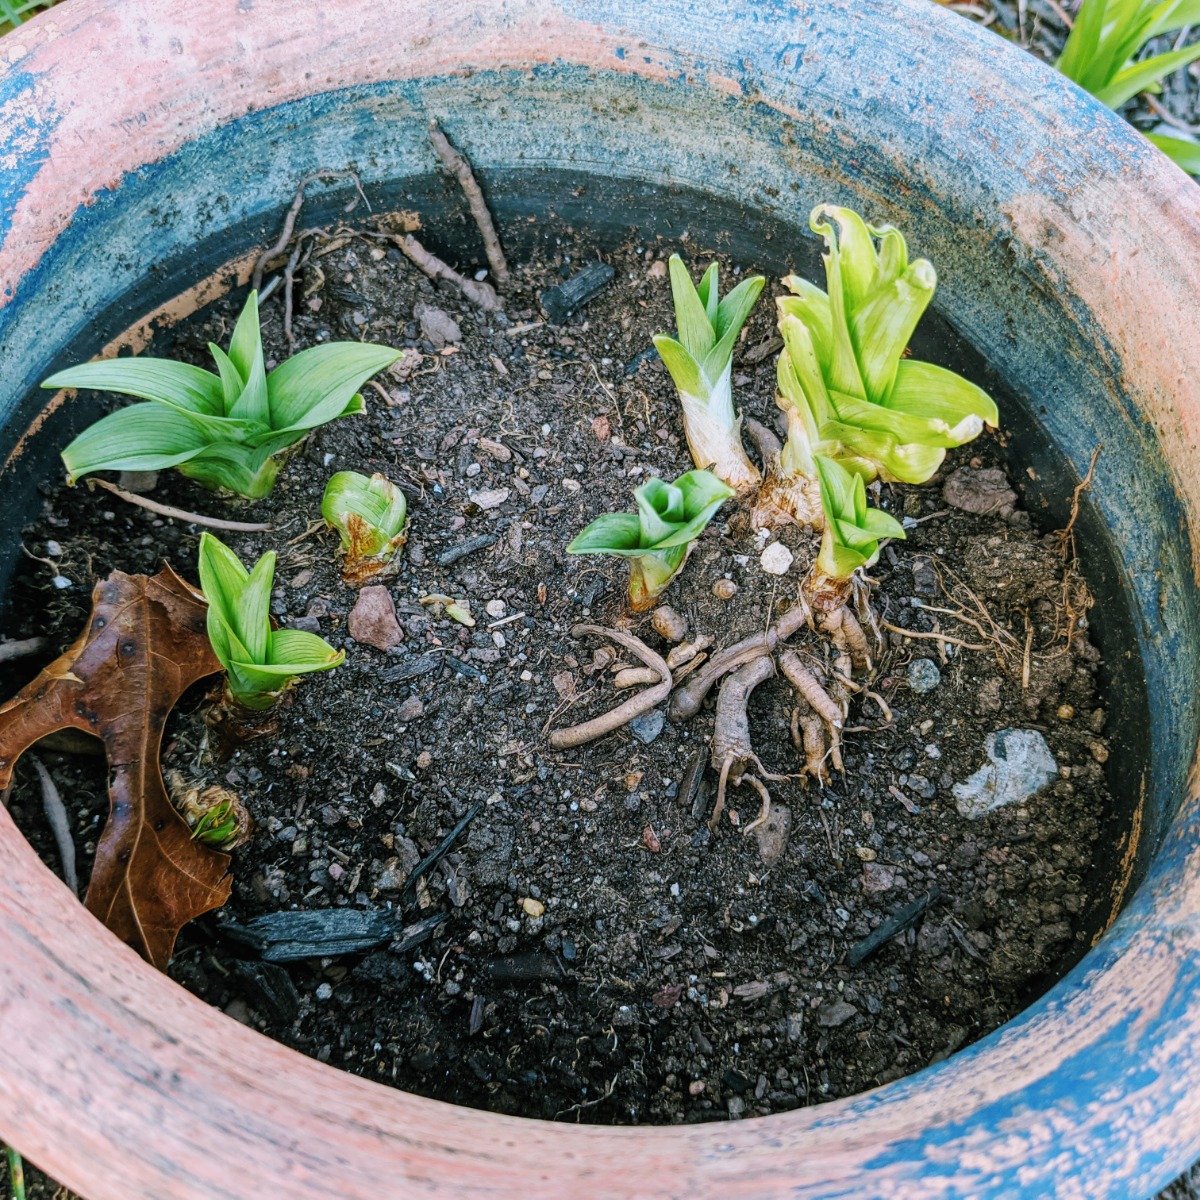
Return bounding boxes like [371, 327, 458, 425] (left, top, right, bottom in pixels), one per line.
[760, 542, 794, 575]
[952, 728, 1058, 819]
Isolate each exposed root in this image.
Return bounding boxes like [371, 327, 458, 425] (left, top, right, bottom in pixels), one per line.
[612, 666, 660, 690]
[739, 774, 773, 835]
[669, 602, 808, 721]
[818, 606, 872, 673]
[428, 121, 509, 287]
[708, 656, 777, 831]
[742, 417, 782, 469]
[393, 233, 502, 311]
[548, 626, 671, 749]
[791, 701, 830, 785]
[0, 636, 47, 664]
[777, 650, 843, 726]
[31, 757, 78, 897]
[251, 170, 367, 293]
[86, 478, 270, 532]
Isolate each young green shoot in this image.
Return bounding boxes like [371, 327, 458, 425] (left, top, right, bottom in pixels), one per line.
[198, 532, 344, 710]
[567, 469, 735, 610]
[321, 470, 408, 585]
[653, 256, 766, 493]
[761, 205, 997, 525]
[809, 454, 905, 606]
[46, 291, 403, 499]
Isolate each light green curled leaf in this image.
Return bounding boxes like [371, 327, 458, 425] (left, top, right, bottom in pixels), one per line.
[814, 453, 905, 579]
[566, 512, 643, 556]
[1146, 130, 1200, 173]
[60, 404, 214, 482]
[850, 259, 936, 405]
[887, 360, 1000, 433]
[266, 341, 402, 432]
[651, 336, 704, 400]
[667, 255, 718, 361]
[1095, 39, 1200, 107]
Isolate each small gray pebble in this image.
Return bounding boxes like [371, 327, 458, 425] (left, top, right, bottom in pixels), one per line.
[629, 709, 665, 745]
[906, 658, 941, 693]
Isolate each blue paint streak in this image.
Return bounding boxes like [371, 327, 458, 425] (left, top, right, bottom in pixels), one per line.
[0, 68, 60, 282]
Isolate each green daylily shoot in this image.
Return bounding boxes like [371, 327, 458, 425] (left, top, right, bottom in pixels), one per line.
[321, 470, 409, 586]
[46, 291, 403, 499]
[198, 532, 344, 711]
[761, 205, 997, 526]
[814, 453, 906, 582]
[567, 469, 735, 610]
[652, 256, 766, 493]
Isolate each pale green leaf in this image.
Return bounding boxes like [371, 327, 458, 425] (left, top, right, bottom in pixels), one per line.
[862, 506, 907, 541]
[635, 476, 685, 545]
[233, 551, 275, 665]
[226, 291, 261, 382]
[887, 359, 999, 434]
[811, 205, 879, 313]
[43, 357, 224, 417]
[266, 628, 345, 671]
[696, 261, 720, 324]
[1146, 130, 1200, 172]
[850, 259, 936, 405]
[666, 255, 716, 361]
[210, 345, 245, 412]
[653, 335, 704, 400]
[266, 342, 402, 431]
[60, 404, 212, 481]
[566, 512, 643, 555]
[1096, 39, 1200, 106]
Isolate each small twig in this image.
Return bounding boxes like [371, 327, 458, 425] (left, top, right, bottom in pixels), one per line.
[428, 121, 509, 286]
[487, 611, 527, 630]
[1041, 0, 1073, 29]
[393, 234, 502, 311]
[32, 757, 78, 897]
[548, 626, 671, 749]
[1022, 615, 1034, 691]
[845, 887, 941, 967]
[906, 509, 951, 525]
[882, 622, 990, 653]
[1145, 95, 1198, 135]
[251, 170, 367, 293]
[86, 478, 270, 532]
[0, 636, 47, 665]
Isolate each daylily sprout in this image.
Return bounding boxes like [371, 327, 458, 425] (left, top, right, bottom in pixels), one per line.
[47, 291, 402, 499]
[321, 470, 408, 586]
[759, 205, 997, 526]
[653, 256, 766, 493]
[567, 469, 735, 610]
[198, 532, 344, 711]
[814, 454, 906, 583]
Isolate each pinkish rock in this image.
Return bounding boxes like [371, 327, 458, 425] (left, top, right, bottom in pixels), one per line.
[861, 862, 896, 893]
[348, 585, 403, 651]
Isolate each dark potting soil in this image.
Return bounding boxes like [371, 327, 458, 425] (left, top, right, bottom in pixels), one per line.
[3, 224, 1126, 1130]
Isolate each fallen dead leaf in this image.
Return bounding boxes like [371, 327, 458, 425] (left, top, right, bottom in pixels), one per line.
[0, 566, 230, 969]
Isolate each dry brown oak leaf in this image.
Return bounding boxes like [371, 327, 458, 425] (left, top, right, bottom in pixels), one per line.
[0, 565, 230, 969]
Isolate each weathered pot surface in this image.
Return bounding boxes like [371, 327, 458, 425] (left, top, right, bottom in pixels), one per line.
[1, 1, 1199, 1197]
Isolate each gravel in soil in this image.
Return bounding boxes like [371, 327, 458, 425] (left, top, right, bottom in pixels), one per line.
[4, 224, 1122, 1133]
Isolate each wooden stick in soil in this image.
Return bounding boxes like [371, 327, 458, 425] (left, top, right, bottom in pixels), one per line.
[428, 121, 509, 287]
[548, 626, 671, 750]
[0, 637, 47, 665]
[392, 234, 502, 312]
[31, 757, 78, 897]
[86, 478, 270, 533]
[669, 601, 809, 721]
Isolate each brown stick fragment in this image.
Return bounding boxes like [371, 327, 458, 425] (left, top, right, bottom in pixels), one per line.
[778, 651, 843, 727]
[86, 479, 270, 533]
[428, 121, 509, 286]
[670, 602, 807, 721]
[612, 667, 660, 690]
[548, 626, 671, 749]
[0, 637, 47, 665]
[742, 416, 782, 466]
[394, 234, 502, 311]
[31, 757, 78, 897]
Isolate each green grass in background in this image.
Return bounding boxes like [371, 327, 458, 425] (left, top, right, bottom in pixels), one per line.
[0, 0, 58, 35]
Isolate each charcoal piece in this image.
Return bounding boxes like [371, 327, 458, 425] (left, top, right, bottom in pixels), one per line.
[380, 654, 444, 683]
[392, 912, 449, 954]
[228, 960, 300, 1024]
[539, 261, 615, 324]
[437, 534, 495, 566]
[485, 951, 567, 982]
[221, 908, 397, 962]
[446, 655, 487, 681]
[846, 886, 942, 968]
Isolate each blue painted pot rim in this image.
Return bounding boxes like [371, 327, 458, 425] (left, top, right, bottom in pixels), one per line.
[0, 1, 1198, 1197]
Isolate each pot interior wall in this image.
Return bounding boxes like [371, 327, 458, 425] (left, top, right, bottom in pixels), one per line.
[0, 164, 1152, 951]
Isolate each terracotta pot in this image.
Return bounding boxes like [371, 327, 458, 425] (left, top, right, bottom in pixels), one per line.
[2, 1, 1199, 1196]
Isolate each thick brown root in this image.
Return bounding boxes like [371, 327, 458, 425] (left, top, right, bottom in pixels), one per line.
[778, 650, 843, 727]
[739, 774, 773, 835]
[708, 656, 777, 832]
[548, 626, 672, 749]
[791, 701, 830, 785]
[819, 606, 872, 674]
[670, 602, 808, 721]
